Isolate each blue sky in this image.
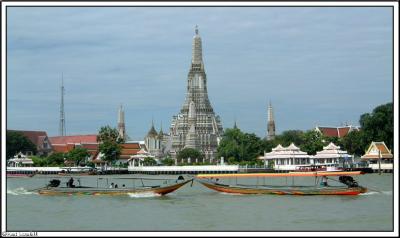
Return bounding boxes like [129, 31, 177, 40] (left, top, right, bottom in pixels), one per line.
[6, 7, 393, 140]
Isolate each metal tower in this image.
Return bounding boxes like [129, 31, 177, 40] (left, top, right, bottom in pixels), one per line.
[59, 74, 66, 136]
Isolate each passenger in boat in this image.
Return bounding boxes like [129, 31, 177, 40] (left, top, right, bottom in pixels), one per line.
[122, 184, 126, 188]
[67, 177, 75, 188]
[320, 176, 328, 187]
[115, 184, 118, 188]
[109, 182, 114, 189]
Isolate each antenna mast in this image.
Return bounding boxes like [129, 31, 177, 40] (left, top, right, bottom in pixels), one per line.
[59, 73, 66, 136]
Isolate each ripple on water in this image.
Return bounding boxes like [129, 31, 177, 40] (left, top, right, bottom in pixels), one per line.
[7, 187, 37, 196]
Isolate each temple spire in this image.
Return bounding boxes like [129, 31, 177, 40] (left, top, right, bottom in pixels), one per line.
[117, 104, 126, 142]
[192, 25, 203, 64]
[267, 101, 276, 140]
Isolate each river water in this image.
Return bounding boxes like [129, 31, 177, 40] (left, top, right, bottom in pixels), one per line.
[5, 173, 394, 232]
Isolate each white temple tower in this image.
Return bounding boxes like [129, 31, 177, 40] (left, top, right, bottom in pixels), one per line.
[117, 104, 127, 142]
[267, 102, 276, 140]
[169, 26, 223, 163]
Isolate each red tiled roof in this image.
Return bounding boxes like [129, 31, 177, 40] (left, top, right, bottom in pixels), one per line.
[318, 127, 339, 137]
[49, 135, 98, 145]
[52, 144, 75, 153]
[317, 126, 355, 138]
[8, 130, 48, 147]
[121, 143, 141, 149]
[81, 143, 99, 151]
[337, 127, 351, 137]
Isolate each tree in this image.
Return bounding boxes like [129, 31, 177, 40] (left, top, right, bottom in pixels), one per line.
[274, 130, 305, 147]
[217, 128, 264, 164]
[47, 152, 66, 166]
[340, 130, 366, 156]
[359, 102, 393, 151]
[162, 158, 175, 166]
[97, 126, 123, 165]
[67, 147, 90, 166]
[6, 131, 37, 159]
[143, 157, 157, 166]
[177, 148, 203, 162]
[300, 130, 325, 155]
[31, 156, 47, 167]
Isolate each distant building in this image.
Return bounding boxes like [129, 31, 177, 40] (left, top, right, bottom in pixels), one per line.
[144, 121, 163, 159]
[267, 102, 276, 140]
[313, 142, 351, 167]
[361, 141, 393, 161]
[7, 152, 34, 167]
[117, 142, 141, 165]
[49, 134, 99, 161]
[258, 143, 310, 171]
[8, 130, 52, 156]
[361, 141, 393, 172]
[169, 26, 223, 163]
[117, 104, 127, 142]
[315, 125, 359, 138]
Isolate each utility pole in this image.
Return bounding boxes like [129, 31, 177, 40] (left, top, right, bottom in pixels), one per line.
[378, 149, 382, 175]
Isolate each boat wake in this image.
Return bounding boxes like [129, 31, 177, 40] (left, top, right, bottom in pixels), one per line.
[360, 190, 392, 196]
[127, 192, 161, 198]
[7, 187, 37, 195]
[220, 192, 244, 196]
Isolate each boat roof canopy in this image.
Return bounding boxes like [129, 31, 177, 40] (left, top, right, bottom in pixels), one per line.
[196, 171, 364, 178]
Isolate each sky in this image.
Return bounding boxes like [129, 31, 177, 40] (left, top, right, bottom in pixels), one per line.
[5, 6, 394, 140]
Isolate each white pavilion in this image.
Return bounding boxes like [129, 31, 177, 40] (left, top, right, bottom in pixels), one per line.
[7, 152, 34, 167]
[128, 148, 156, 167]
[313, 142, 351, 168]
[258, 143, 311, 171]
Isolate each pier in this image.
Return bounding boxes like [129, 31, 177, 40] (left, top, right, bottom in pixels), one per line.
[128, 165, 239, 175]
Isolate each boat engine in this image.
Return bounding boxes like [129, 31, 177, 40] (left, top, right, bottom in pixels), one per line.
[339, 176, 359, 187]
[47, 179, 61, 187]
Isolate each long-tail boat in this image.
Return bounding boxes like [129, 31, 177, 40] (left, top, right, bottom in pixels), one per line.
[37, 176, 192, 196]
[196, 171, 367, 195]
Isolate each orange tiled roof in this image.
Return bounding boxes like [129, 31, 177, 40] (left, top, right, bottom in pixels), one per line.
[361, 141, 393, 160]
[49, 135, 98, 145]
[121, 143, 141, 149]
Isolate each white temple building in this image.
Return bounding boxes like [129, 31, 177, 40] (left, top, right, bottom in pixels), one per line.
[7, 152, 34, 167]
[313, 142, 352, 168]
[258, 142, 352, 171]
[169, 26, 223, 164]
[128, 148, 156, 167]
[258, 143, 311, 171]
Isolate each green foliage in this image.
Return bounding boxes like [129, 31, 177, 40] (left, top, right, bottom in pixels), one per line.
[6, 131, 37, 159]
[31, 156, 47, 167]
[217, 128, 264, 164]
[359, 102, 393, 151]
[340, 130, 366, 156]
[300, 130, 325, 155]
[177, 148, 203, 161]
[86, 161, 95, 168]
[143, 157, 157, 166]
[162, 158, 175, 166]
[47, 152, 66, 166]
[274, 130, 305, 147]
[97, 126, 123, 164]
[67, 147, 90, 166]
